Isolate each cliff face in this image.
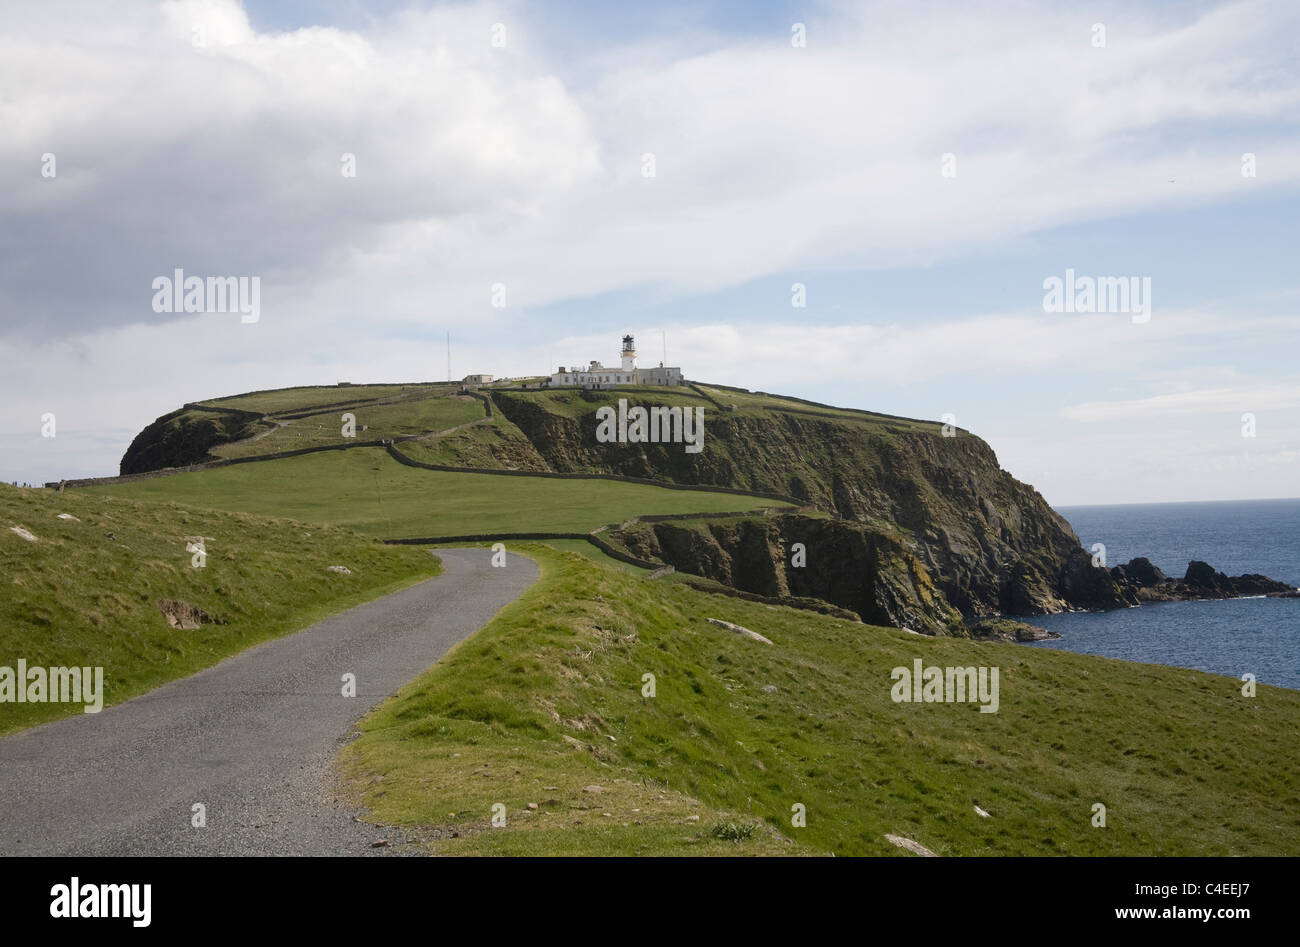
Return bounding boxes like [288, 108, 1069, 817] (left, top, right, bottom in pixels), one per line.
[492, 389, 1131, 625]
[609, 514, 966, 633]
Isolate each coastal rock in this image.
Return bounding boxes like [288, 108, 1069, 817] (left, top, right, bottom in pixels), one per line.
[1119, 557, 1166, 586]
[1056, 547, 1139, 610]
[1184, 560, 1232, 593]
[616, 515, 965, 634]
[1125, 561, 1293, 602]
[970, 618, 1061, 643]
[1228, 573, 1293, 595]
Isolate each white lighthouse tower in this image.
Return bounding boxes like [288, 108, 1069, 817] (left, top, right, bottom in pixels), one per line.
[620, 334, 637, 372]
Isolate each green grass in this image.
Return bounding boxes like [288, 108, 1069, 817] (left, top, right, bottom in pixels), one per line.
[524, 538, 652, 574]
[212, 395, 485, 458]
[421, 538, 650, 576]
[0, 483, 440, 734]
[509, 387, 714, 420]
[340, 544, 1300, 856]
[198, 383, 450, 415]
[692, 384, 936, 430]
[396, 421, 548, 470]
[86, 448, 792, 538]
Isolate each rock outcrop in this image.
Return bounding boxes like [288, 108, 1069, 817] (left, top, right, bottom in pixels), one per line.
[1111, 558, 1294, 603]
[609, 514, 966, 634]
[969, 618, 1061, 642]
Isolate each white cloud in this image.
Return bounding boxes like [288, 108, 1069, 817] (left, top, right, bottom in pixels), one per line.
[4, 0, 1300, 338]
[556, 309, 1288, 389]
[1062, 383, 1300, 421]
[1, 0, 1298, 501]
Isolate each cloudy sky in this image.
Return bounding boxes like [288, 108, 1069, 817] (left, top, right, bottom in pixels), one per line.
[2, 0, 1297, 505]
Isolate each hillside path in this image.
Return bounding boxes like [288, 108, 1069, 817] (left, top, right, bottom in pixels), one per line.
[0, 547, 538, 855]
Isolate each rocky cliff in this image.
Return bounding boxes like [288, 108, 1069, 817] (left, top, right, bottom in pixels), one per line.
[493, 388, 1138, 628]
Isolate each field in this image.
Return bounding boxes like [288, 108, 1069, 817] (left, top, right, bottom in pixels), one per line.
[211, 395, 485, 458]
[395, 421, 548, 470]
[0, 483, 439, 734]
[86, 448, 794, 537]
[197, 383, 451, 416]
[340, 544, 1300, 856]
[503, 387, 714, 420]
[692, 383, 939, 430]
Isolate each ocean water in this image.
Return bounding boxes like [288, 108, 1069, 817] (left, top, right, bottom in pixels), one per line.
[1024, 498, 1300, 690]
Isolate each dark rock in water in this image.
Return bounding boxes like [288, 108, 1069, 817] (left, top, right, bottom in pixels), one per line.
[1268, 589, 1300, 599]
[1123, 557, 1166, 586]
[970, 618, 1061, 642]
[1172, 561, 1289, 598]
[1184, 560, 1231, 591]
[1230, 573, 1294, 595]
[1127, 561, 1293, 602]
[1057, 547, 1139, 610]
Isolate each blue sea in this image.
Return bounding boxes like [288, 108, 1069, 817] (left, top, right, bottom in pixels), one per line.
[1025, 498, 1300, 690]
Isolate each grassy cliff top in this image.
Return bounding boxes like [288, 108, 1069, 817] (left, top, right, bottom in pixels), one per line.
[341, 544, 1300, 856]
[88, 447, 794, 537]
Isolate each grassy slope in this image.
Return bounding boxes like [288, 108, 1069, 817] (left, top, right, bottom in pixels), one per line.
[508, 538, 651, 575]
[86, 448, 792, 537]
[521, 383, 936, 432]
[340, 544, 1300, 856]
[513, 386, 714, 419]
[197, 383, 449, 415]
[211, 395, 484, 458]
[693, 384, 937, 429]
[0, 483, 440, 734]
[397, 414, 550, 470]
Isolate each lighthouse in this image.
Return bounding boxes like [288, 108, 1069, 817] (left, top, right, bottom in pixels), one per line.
[545, 335, 682, 388]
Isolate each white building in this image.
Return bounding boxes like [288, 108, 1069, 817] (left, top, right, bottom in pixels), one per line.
[548, 335, 683, 389]
[461, 374, 493, 385]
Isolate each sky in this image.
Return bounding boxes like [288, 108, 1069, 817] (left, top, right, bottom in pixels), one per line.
[1, 0, 1297, 505]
